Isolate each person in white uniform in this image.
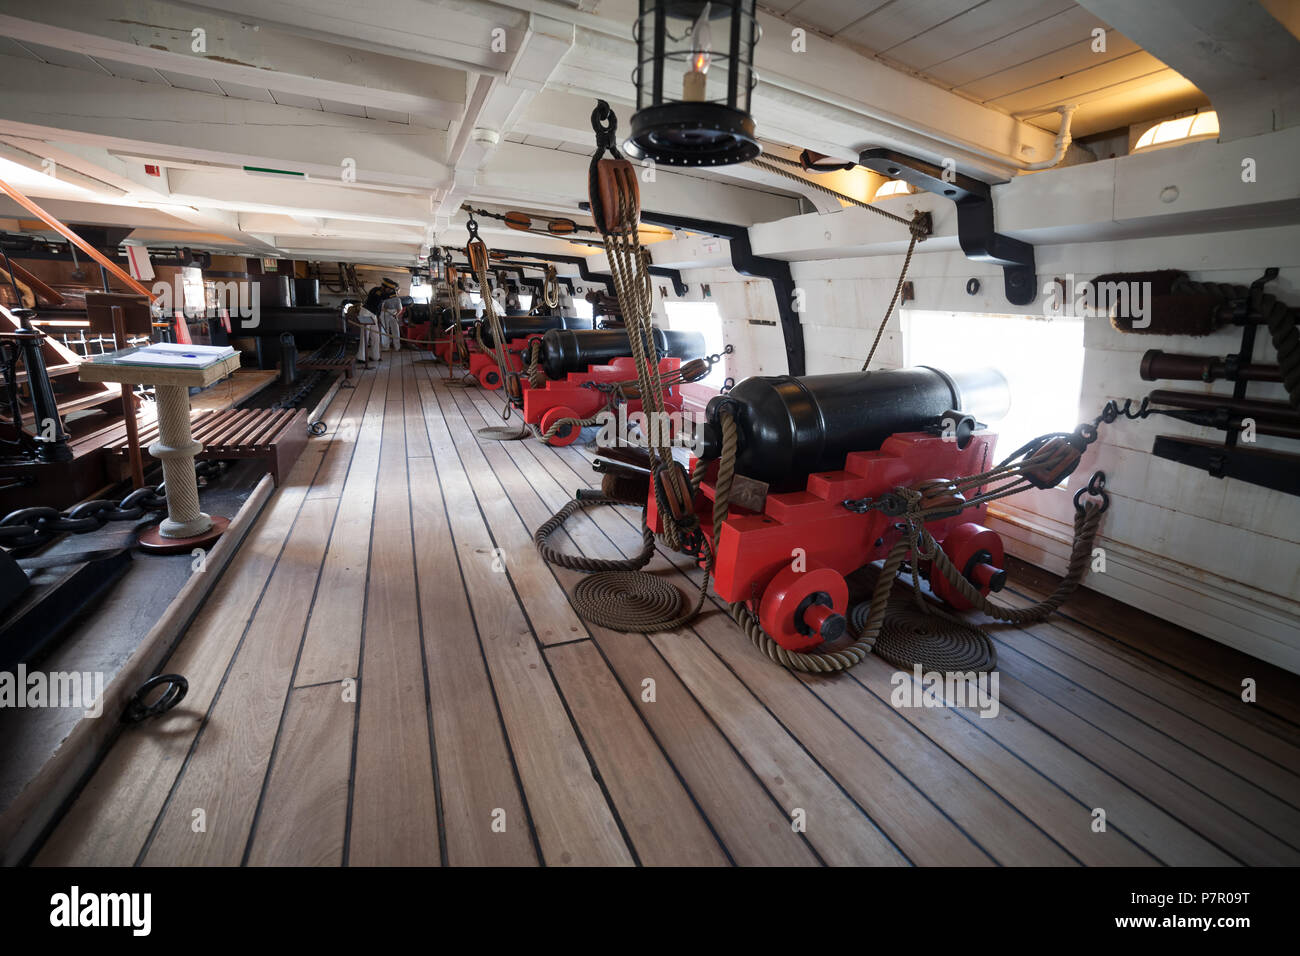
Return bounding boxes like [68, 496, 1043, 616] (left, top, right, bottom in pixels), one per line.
[379, 295, 403, 352]
[344, 301, 382, 366]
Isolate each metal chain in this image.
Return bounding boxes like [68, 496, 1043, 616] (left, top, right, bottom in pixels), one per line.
[0, 484, 167, 548]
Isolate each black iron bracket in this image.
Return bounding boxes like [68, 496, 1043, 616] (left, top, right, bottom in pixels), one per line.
[591, 207, 804, 376]
[486, 248, 618, 297]
[858, 148, 1037, 306]
[452, 259, 575, 294]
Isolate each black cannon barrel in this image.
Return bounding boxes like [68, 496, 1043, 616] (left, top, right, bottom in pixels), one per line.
[403, 302, 432, 323]
[700, 366, 1010, 487]
[477, 314, 595, 348]
[540, 327, 707, 380]
[478, 314, 564, 348]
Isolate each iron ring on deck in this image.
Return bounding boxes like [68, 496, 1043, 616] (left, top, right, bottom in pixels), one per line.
[122, 674, 189, 724]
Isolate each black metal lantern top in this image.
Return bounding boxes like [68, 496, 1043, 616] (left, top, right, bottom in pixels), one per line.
[625, 0, 761, 167]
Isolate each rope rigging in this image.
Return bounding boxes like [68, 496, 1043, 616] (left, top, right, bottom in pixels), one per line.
[745, 152, 931, 370]
[526, 105, 1121, 674]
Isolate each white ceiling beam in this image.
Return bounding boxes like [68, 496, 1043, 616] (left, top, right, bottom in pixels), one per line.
[495, 0, 1071, 181]
[475, 141, 800, 225]
[168, 0, 529, 74]
[1076, 0, 1300, 140]
[435, 11, 576, 234]
[0, 54, 451, 191]
[0, 0, 467, 124]
[0, 135, 284, 252]
[164, 168, 435, 228]
[744, 125, 1300, 263]
[511, 89, 872, 213]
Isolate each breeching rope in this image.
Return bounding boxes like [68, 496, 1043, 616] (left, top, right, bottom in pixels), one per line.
[748, 152, 931, 371]
[726, 429, 1110, 675]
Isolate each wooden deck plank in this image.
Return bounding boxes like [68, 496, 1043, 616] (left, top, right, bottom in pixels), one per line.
[306, 374, 377, 501]
[995, 585, 1300, 764]
[988, 668, 1295, 865]
[988, 609, 1300, 803]
[407, 456, 538, 867]
[988, 638, 1300, 853]
[402, 354, 432, 459]
[34, 382, 363, 866]
[849, 654, 1158, 866]
[294, 364, 390, 686]
[545, 641, 730, 866]
[1007, 558, 1300, 731]
[413, 365, 633, 865]
[347, 390, 441, 866]
[141, 495, 339, 866]
[246, 682, 354, 866]
[428, 389, 588, 647]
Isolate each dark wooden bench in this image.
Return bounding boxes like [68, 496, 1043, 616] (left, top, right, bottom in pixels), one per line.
[298, 356, 356, 379]
[105, 406, 308, 485]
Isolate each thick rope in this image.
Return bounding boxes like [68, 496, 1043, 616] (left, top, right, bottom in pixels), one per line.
[539, 413, 602, 444]
[466, 233, 519, 422]
[534, 415, 735, 634]
[852, 596, 996, 673]
[861, 230, 918, 370]
[749, 156, 929, 236]
[745, 156, 927, 372]
[1172, 275, 1300, 407]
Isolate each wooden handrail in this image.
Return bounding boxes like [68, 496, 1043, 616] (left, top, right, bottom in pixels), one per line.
[0, 177, 158, 301]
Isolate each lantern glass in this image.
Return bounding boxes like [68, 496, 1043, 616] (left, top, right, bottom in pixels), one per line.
[627, 0, 761, 167]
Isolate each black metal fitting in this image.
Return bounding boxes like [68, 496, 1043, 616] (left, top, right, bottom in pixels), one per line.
[122, 673, 189, 724]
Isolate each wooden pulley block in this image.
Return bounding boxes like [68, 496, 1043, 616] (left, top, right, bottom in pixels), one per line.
[504, 371, 524, 403]
[678, 358, 709, 383]
[912, 478, 966, 520]
[446, 265, 458, 285]
[1021, 437, 1082, 489]
[547, 218, 577, 235]
[504, 211, 532, 231]
[654, 461, 694, 524]
[466, 240, 490, 275]
[593, 159, 640, 234]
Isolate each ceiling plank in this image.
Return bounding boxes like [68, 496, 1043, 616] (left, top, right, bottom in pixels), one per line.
[1077, 0, 1300, 139]
[0, 0, 467, 123]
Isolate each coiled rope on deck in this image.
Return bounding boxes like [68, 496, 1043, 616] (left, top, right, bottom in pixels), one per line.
[850, 591, 996, 674]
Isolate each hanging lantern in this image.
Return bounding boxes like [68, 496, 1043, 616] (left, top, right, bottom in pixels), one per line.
[625, 1, 761, 167]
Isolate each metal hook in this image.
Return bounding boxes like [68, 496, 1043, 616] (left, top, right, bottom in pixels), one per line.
[1073, 470, 1110, 515]
[592, 100, 616, 139]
